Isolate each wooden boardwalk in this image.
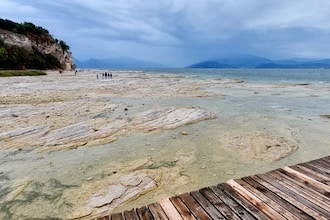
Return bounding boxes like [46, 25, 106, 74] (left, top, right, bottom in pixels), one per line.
[97, 156, 330, 220]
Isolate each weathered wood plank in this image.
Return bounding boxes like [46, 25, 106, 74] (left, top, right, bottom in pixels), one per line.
[251, 175, 328, 220]
[313, 158, 330, 167]
[136, 206, 154, 220]
[111, 213, 124, 220]
[290, 164, 330, 185]
[169, 196, 196, 220]
[179, 192, 211, 219]
[236, 178, 302, 220]
[210, 185, 255, 220]
[278, 168, 330, 199]
[220, 183, 269, 220]
[308, 160, 330, 177]
[257, 173, 329, 220]
[300, 162, 330, 179]
[266, 170, 330, 212]
[97, 156, 330, 220]
[226, 179, 286, 220]
[96, 216, 110, 220]
[123, 209, 139, 220]
[275, 167, 330, 199]
[241, 176, 312, 220]
[320, 156, 330, 163]
[281, 167, 330, 198]
[200, 187, 241, 220]
[190, 190, 226, 219]
[148, 202, 169, 220]
[159, 198, 183, 220]
[319, 157, 330, 166]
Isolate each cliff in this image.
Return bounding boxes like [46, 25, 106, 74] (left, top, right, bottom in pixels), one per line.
[0, 19, 74, 70]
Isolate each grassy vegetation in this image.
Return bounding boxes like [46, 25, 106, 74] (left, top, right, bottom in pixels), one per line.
[0, 70, 47, 77]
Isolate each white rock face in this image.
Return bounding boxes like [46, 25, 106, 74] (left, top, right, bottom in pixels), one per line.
[0, 29, 74, 70]
[0, 99, 215, 152]
[87, 173, 156, 209]
[0, 30, 32, 51]
[224, 131, 298, 161]
[132, 106, 216, 132]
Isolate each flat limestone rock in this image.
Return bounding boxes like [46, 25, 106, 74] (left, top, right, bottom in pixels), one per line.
[40, 106, 216, 151]
[69, 173, 156, 219]
[224, 131, 298, 162]
[0, 125, 48, 150]
[0, 178, 31, 204]
[131, 106, 216, 132]
[0, 125, 47, 140]
[87, 173, 156, 208]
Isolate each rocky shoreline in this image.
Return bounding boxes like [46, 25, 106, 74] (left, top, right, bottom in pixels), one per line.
[0, 70, 329, 219]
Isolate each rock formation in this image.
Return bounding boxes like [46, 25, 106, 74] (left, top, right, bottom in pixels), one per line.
[0, 19, 74, 70]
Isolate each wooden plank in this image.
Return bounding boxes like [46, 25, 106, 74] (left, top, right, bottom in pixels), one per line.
[190, 190, 226, 219]
[123, 209, 139, 220]
[256, 173, 329, 220]
[148, 202, 169, 220]
[313, 158, 330, 168]
[266, 170, 330, 212]
[308, 160, 330, 177]
[319, 157, 330, 165]
[96, 216, 110, 220]
[111, 213, 124, 220]
[309, 157, 330, 166]
[226, 179, 286, 220]
[236, 178, 303, 220]
[159, 198, 183, 220]
[281, 167, 330, 197]
[251, 175, 328, 220]
[241, 176, 312, 220]
[220, 183, 269, 220]
[199, 187, 241, 220]
[169, 196, 196, 220]
[300, 162, 330, 179]
[96, 156, 330, 220]
[136, 206, 154, 220]
[179, 192, 211, 219]
[321, 156, 330, 163]
[290, 164, 330, 185]
[210, 185, 255, 220]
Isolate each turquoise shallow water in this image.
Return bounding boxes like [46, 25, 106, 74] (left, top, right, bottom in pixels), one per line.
[147, 68, 330, 84]
[1, 69, 329, 218]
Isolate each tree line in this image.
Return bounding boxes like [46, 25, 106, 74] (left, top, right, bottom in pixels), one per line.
[0, 18, 70, 70]
[0, 39, 61, 70]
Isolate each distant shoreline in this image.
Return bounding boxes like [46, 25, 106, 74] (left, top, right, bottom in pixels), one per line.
[0, 69, 46, 77]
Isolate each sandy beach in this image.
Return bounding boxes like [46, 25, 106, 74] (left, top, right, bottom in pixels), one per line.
[0, 70, 329, 219]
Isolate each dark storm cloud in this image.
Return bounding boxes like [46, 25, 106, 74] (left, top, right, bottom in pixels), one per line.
[1, 0, 330, 66]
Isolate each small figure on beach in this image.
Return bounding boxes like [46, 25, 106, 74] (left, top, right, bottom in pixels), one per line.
[110, 73, 113, 79]
[96, 74, 99, 80]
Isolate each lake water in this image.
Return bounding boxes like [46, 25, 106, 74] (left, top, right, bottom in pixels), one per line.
[148, 68, 330, 84]
[1, 68, 329, 219]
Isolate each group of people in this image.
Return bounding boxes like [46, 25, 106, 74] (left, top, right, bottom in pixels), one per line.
[96, 72, 113, 80]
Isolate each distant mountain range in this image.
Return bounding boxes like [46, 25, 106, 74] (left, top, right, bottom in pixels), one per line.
[75, 57, 166, 69]
[75, 54, 330, 69]
[187, 54, 330, 69]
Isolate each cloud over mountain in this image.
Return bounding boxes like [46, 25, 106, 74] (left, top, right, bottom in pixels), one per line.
[2, 0, 330, 67]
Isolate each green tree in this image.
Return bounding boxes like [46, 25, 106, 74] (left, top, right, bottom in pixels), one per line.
[0, 40, 8, 69]
[59, 40, 70, 52]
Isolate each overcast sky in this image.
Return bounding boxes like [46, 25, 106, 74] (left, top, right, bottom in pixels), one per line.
[1, 0, 330, 67]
